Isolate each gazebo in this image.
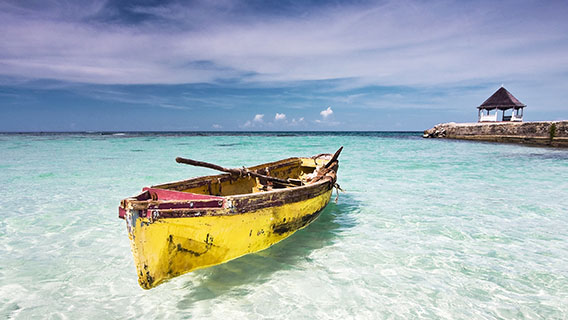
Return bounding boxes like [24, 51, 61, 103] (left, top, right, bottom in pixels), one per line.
[478, 87, 526, 122]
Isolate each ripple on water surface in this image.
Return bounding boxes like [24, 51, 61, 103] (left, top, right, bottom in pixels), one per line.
[0, 133, 567, 319]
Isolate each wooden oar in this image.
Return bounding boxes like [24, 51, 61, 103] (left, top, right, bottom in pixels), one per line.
[175, 157, 242, 175]
[175, 157, 300, 186]
[176, 147, 342, 186]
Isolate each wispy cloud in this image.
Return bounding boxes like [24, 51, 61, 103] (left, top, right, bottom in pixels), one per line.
[242, 112, 311, 129]
[70, 86, 192, 110]
[289, 117, 305, 126]
[1, 0, 567, 88]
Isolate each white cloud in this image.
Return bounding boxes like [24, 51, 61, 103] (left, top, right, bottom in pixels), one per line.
[212, 124, 222, 129]
[316, 107, 340, 126]
[241, 113, 265, 128]
[253, 114, 264, 122]
[320, 106, 333, 118]
[290, 117, 305, 126]
[243, 112, 310, 129]
[1, 0, 567, 88]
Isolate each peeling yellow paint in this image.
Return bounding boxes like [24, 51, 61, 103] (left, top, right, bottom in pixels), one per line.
[129, 189, 332, 289]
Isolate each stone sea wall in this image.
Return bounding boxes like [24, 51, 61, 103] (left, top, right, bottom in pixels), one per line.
[423, 121, 568, 148]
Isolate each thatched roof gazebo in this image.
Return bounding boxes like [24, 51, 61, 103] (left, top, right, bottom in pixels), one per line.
[478, 87, 526, 122]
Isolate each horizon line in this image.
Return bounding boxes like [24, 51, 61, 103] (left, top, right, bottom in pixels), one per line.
[0, 130, 424, 134]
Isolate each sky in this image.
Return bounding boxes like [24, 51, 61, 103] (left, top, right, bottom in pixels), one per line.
[1, 0, 568, 132]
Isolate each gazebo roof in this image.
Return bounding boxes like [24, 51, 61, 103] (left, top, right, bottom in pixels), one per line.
[478, 87, 526, 110]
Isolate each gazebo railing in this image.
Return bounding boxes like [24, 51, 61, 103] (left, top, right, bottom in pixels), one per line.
[479, 113, 497, 122]
[511, 113, 523, 122]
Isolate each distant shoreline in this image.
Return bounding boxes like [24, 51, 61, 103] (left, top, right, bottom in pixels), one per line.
[0, 130, 422, 135]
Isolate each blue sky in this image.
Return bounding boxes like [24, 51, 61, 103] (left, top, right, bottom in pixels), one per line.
[1, 0, 568, 131]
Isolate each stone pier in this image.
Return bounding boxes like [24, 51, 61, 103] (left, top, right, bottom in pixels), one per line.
[423, 121, 568, 148]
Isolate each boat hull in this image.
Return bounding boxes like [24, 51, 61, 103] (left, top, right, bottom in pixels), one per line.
[120, 154, 340, 289]
[126, 184, 333, 289]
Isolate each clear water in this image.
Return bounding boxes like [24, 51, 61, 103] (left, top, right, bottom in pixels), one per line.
[1, 132, 567, 319]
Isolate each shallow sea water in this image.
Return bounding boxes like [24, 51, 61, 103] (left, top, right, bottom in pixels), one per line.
[0, 132, 567, 319]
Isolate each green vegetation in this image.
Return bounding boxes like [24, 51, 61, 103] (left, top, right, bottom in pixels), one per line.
[549, 123, 557, 141]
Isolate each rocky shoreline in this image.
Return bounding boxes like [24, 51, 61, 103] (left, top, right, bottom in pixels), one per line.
[423, 121, 568, 148]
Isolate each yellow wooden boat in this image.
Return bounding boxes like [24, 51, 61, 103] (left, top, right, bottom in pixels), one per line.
[118, 148, 342, 289]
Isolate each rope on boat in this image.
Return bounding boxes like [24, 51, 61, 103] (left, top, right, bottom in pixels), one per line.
[334, 183, 344, 203]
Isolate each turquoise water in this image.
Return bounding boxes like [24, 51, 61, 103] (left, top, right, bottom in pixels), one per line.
[1, 132, 567, 319]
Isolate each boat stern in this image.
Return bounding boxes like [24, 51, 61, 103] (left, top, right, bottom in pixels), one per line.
[119, 189, 227, 289]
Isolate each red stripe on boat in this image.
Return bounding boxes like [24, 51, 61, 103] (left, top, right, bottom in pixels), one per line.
[147, 200, 223, 210]
[142, 187, 224, 201]
[118, 206, 127, 219]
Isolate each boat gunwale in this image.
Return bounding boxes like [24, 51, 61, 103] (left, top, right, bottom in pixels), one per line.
[120, 154, 337, 218]
[147, 155, 335, 200]
[127, 177, 332, 204]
